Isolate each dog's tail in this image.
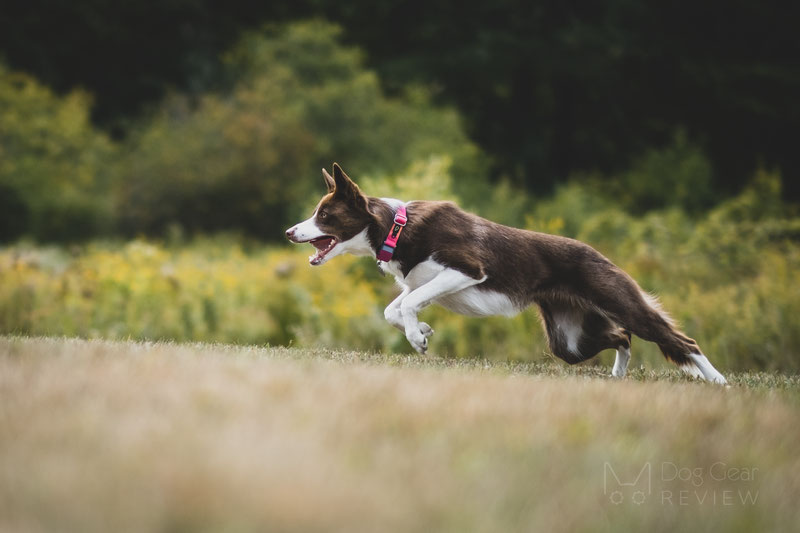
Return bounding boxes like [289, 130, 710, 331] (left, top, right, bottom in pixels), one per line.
[577, 256, 727, 384]
[628, 292, 727, 384]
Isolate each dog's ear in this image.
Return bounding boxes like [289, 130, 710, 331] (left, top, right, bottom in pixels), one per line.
[332, 163, 367, 210]
[332, 163, 353, 192]
[322, 168, 335, 193]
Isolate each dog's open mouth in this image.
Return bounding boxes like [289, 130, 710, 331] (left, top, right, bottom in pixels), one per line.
[308, 236, 338, 265]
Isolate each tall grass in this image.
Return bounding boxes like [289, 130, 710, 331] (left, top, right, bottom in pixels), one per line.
[0, 240, 387, 349]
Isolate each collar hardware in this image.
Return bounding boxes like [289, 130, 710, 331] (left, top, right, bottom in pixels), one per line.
[376, 205, 407, 264]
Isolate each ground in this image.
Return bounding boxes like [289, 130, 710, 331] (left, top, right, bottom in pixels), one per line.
[1, 336, 798, 532]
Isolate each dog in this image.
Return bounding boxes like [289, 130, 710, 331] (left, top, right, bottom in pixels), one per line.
[285, 163, 727, 383]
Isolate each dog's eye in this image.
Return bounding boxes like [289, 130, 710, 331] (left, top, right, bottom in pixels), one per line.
[318, 210, 327, 220]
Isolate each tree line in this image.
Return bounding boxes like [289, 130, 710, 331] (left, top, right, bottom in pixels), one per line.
[2, 0, 798, 199]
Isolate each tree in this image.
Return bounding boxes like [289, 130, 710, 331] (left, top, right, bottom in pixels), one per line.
[0, 64, 113, 241]
[114, 21, 482, 240]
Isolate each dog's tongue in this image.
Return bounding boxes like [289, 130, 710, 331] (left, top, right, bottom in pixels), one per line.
[311, 237, 334, 251]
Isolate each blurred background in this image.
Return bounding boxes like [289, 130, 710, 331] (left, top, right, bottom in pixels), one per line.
[1, 0, 798, 371]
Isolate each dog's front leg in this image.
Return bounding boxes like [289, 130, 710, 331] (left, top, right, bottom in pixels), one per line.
[385, 286, 435, 339]
[384, 287, 409, 332]
[400, 269, 484, 353]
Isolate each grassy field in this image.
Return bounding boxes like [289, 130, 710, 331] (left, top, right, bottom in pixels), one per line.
[1, 337, 799, 532]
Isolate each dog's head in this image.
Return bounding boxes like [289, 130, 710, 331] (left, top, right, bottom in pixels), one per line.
[285, 163, 374, 265]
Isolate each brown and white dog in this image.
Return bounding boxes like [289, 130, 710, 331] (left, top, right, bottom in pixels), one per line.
[286, 163, 727, 383]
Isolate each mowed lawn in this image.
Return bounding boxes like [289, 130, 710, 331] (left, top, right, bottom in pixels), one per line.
[1, 337, 799, 532]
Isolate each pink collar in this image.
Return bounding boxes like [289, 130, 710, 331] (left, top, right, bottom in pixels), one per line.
[376, 205, 407, 262]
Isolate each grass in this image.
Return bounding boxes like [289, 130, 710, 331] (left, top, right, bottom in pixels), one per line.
[1, 336, 799, 532]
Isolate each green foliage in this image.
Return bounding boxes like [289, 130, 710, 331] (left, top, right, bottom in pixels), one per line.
[0, 22, 483, 242]
[0, 64, 114, 241]
[0, 240, 388, 348]
[358, 156, 460, 203]
[316, 2, 800, 198]
[525, 132, 715, 238]
[1, 171, 798, 373]
[113, 89, 314, 239]
[526, 181, 615, 238]
[612, 131, 715, 214]
[0, 20, 788, 247]
[0, 20, 797, 376]
[114, 21, 483, 239]
[6, 1, 796, 200]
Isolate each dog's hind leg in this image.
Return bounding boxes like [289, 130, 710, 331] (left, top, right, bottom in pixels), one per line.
[610, 328, 633, 377]
[581, 267, 727, 383]
[538, 299, 630, 366]
[612, 345, 631, 378]
[538, 300, 588, 364]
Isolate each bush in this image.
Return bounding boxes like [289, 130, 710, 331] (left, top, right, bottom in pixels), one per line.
[0, 239, 388, 349]
[114, 21, 485, 240]
[2, 169, 799, 375]
[0, 64, 114, 242]
[605, 130, 715, 214]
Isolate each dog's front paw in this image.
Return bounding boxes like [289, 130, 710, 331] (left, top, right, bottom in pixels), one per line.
[406, 328, 428, 354]
[419, 322, 434, 339]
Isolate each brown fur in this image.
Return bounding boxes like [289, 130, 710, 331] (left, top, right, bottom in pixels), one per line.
[303, 164, 705, 367]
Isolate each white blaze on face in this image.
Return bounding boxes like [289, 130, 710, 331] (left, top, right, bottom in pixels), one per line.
[288, 212, 326, 242]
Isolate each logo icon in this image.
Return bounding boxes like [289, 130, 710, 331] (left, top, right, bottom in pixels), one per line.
[604, 462, 652, 505]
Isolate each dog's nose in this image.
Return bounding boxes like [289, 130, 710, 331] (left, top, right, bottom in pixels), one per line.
[285, 227, 295, 241]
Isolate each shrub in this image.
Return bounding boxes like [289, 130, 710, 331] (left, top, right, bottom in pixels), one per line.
[0, 64, 114, 242]
[114, 21, 484, 240]
[611, 130, 715, 214]
[2, 170, 798, 376]
[0, 240, 388, 348]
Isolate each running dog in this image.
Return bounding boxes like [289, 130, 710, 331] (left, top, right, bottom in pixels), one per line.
[285, 163, 727, 383]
